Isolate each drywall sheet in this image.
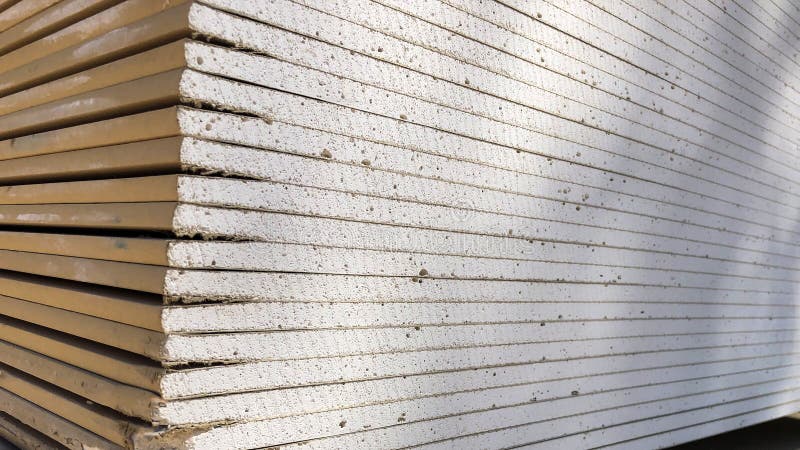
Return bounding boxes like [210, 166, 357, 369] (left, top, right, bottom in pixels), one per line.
[0, 0, 799, 449]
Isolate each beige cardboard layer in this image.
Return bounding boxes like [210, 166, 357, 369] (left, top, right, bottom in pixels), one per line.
[0, 137, 183, 185]
[0, 2, 191, 97]
[0, 107, 180, 160]
[0, 40, 188, 115]
[0, 386, 122, 450]
[0, 0, 58, 33]
[0, 0, 120, 55]
[0, 364, 150, 447]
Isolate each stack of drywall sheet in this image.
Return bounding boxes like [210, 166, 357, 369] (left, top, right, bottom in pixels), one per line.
[1, 0, 799, 448]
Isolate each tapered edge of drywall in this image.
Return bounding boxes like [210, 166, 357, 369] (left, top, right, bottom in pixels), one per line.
[0, 315, 163, 393]
[0, 231, 169, 265]
[0, 0, 119, 55]
[0, 40, 189, 117]
[0, 0, 58, 34]
[0, 390, 121, 450]
[0, 295, 166, 360]
[0, 339, 160, 422]
[0, 202, 178, 230]
[0, 271, 163, 331]
[0, 0, 21, 15]
[0, 107, 181, 160]
[0, 364, 150, 447]
[0, 250, 168, 294]
[0, 175, 180, 205]
[0, 69, 184, 141]
[0, 1, 192, 97]
[0, 137, 184, 185]
[0, 0, 191, 79]
[0, 365, 206, 449]
[0, 412, 65, 450]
